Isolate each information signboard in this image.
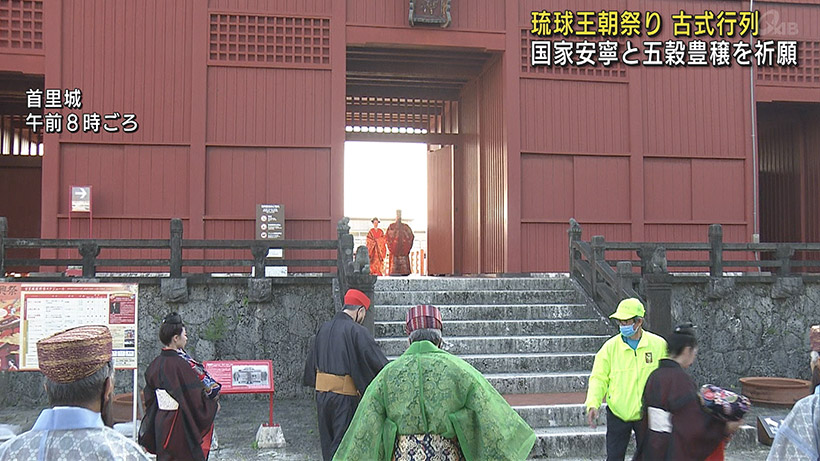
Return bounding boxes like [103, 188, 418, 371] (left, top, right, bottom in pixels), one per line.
[0, 283, 140, 371]
[204, 360, 274, 394]
[256, 204, 284, 241]
[71, 186, 92, 212]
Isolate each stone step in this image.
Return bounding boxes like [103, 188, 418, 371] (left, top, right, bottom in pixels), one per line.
[376, 319, 610, 338]
[376, 335, 609, 356]
[485, 372, 589, 394]
[514, 404, 605, 429]
[374, 289, 584, 306]
[373, 303, 600, 322]
[386, 353, 596, 374]
[529, 426, 634, 459]
[528, 424, 758, 458]
[375, 276, 574, 292]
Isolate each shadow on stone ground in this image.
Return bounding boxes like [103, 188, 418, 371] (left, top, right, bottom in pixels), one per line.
[0, 397, 323, 461]
[0, 396, 778, 460]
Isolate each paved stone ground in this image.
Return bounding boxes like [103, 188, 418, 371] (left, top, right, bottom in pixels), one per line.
[0, 396, 779, 460]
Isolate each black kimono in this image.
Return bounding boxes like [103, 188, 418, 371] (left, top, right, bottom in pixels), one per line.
[303, 311, 388, 461]
[633, 359, 726, 461]
[140, 349, 218, 461]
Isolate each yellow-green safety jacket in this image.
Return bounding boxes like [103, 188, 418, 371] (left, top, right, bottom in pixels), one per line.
[584, 330, 668, 422]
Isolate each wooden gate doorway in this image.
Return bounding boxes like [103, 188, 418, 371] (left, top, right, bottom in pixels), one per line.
[0, 72, 44, 275]
[345, 45, 504, 275]
[758, 102, 820, 271]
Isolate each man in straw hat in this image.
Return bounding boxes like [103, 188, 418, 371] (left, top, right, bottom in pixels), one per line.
[0, 325, 150, 460]
[303, 288, 388, 460]
[584, 298, 668, 461]
[334, 304, 536, 460]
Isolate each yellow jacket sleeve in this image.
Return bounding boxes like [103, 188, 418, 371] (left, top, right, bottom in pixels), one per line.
[584, 341, 611, 410]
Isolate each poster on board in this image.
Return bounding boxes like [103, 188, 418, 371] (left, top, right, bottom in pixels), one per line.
[0, 283, 140, 371]
[0, 283, 22, 371]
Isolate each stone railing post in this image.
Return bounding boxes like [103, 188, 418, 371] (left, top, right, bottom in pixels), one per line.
[336, 217, 354, 298]
[709, 224, 723, 277]
[347, 271, 377, 336]
[616, 261, 633, 295]
[776, 246, 795, 276]
[568, 218, 582, 274]
[643, 272, 672, 339]
[591, 235, 606, 300]
[169, 218, 183, 278]
[0, 217, 6, 277]
[250, 243, 269, 279]
[637, 244, 654, 276]
[641, 245, 671, 338]
[78, 242, 100, 278]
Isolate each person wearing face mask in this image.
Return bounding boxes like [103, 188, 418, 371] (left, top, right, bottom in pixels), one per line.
[632, 324, 742, 461]
[0, 325, 151, 460]
[584, 298, 668, 461]
[139, 313, 219, 461]
[333, 304, 535, 461]
[303, 288, 389, 460]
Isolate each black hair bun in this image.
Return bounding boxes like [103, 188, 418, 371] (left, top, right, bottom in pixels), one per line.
[673, 323, 696, 336]
[163, 312, 183, 325]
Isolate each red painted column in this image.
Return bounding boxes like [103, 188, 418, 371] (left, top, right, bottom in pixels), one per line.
[189, 1, 208, 242]
[627, 39, 645, 242]
[330, 0, 346, 236]
[41, 0, 61, 242]
[505, 0, 522, 273]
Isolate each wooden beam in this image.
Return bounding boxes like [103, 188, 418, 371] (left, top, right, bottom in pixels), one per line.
[346, 132, 458, 144]
[346, 85, 460, 100]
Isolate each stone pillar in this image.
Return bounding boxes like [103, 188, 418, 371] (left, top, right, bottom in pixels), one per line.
[78, 242, 100, 278]
[568, 218, 582, 275]
[708, 224, 723, 277]
[346, 272, 377, 336]
[169, 218, 183, 278]
[644, 274, 672, 338]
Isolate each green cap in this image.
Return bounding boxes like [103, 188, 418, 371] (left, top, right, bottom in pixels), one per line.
[609, 298, 645, 320]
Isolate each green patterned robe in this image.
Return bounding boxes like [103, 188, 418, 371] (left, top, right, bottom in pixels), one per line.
[333, 340, 536, 461]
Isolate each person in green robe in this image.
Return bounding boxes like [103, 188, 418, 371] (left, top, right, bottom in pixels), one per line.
[333, 304, 536, 461]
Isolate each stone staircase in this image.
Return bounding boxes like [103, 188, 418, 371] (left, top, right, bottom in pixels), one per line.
[373, 275, 760, 459]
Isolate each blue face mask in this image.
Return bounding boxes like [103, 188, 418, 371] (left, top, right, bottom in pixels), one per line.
[620, 324, 636, 338]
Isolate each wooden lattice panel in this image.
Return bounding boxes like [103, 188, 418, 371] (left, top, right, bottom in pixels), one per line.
[345, 96, 458, 135]
[0, 0, 43, 51]
[209, 13, 330, 67]
[520, 29, 627, 80]
[757, 41, 820, 86]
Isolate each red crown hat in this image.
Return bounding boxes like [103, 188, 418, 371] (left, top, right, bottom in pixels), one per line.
[344, 289, 371, 310]
[405, 305, 443, 335]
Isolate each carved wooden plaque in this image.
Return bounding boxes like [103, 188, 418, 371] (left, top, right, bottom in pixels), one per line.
[409, 0, 451, 28]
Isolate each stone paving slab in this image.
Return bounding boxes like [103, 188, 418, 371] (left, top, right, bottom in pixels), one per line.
[0, 397, 777, 460]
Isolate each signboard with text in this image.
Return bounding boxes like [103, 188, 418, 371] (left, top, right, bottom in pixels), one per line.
[2, 283, 140, 371]
[256, 204, 284, 241]
[204, 360, 274, 394]
[71, 186, 92, 212]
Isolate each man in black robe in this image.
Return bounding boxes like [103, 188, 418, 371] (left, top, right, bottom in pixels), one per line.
[303, 288, 388, 460]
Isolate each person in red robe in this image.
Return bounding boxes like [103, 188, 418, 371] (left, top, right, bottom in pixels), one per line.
[386, 209, 414, 276]
[365, 217, 386, 276]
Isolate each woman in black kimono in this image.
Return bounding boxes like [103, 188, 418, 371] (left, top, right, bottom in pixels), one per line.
[633, 324, 743, 461]
[139, 313, 220, 461]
